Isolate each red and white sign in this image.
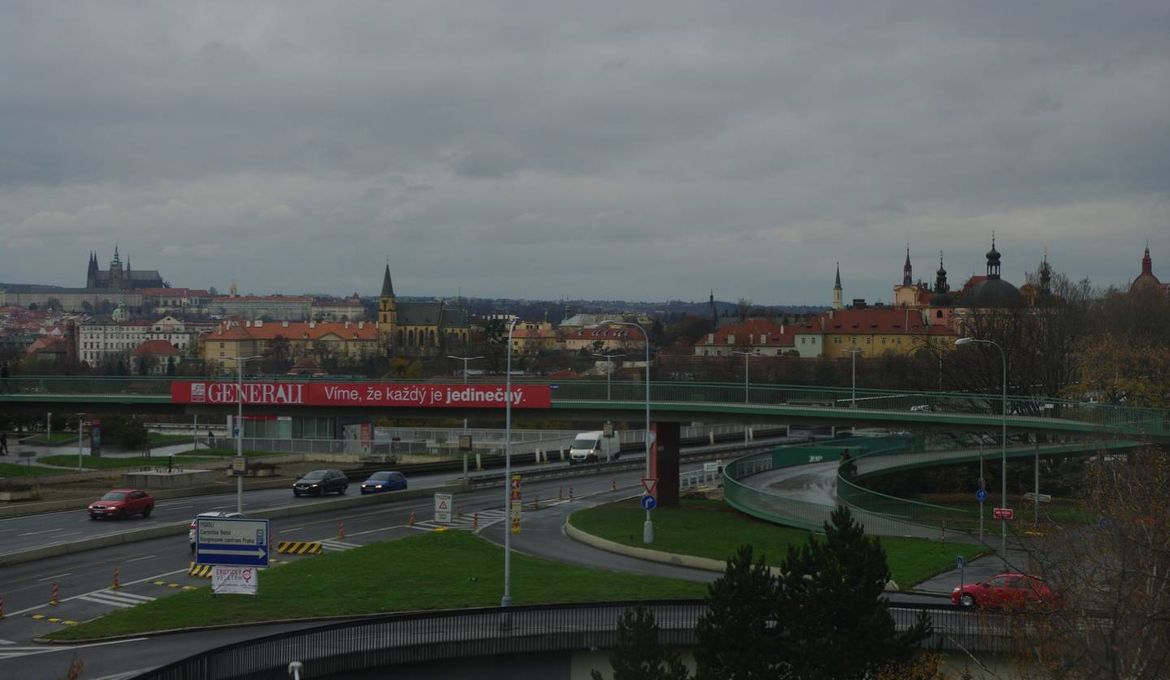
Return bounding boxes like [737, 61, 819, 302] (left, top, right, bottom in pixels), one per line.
[993, 507, 1015, 520]
[641, 478, 658, 496]
[172, 382, 552, 409]
[211, 566, 256, 596]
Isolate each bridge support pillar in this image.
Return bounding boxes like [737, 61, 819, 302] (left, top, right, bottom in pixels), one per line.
[651, 421, 680, 507]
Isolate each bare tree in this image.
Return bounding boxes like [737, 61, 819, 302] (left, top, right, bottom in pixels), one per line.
[1011, 447, 1170, 680]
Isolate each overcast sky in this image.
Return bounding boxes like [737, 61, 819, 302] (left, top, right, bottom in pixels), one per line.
[1, 1, 1167, 306]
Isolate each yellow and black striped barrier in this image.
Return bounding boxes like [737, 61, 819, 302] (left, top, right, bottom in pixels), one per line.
[277, 541, 322, 555]
[188, 563, 214, 578]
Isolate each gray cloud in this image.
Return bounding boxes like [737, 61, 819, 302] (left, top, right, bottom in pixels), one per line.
[1, 0, 1167, 304]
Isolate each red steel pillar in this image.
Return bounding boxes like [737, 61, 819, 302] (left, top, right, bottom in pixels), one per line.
[650, 421, 680, 506]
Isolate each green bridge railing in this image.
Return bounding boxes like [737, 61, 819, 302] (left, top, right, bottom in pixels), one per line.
[1, 375, 1167, 439]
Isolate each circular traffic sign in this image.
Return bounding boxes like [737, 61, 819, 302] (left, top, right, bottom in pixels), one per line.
[640, 495, 657, 511]
[975, 488, 988, 503]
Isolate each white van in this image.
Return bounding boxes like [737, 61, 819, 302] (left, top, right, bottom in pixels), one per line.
[569, 430, 620, 464]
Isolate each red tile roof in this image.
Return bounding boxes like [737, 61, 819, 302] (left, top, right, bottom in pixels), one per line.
[132, 340, 180, 357]
[206, 319, 378, 341]
[700, 319, 795, 347]
[821, 307, 929, 334]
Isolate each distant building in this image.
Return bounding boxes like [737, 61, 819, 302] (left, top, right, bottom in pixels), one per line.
[959, 237, 1024, 308]
[692, 319, 795, 357]
[200, 318, 380, 369]
[1130, 242, 1169, 296]
[376, 265, 470, 355]
[86, 247, 167, 290]
[131, 339, 182, 375]
[77, 315, 212, 368]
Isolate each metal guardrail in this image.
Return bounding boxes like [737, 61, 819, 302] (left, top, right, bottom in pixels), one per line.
[129, 600, 1015, 679]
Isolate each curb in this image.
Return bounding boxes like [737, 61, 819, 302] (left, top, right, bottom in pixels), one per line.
[564, 518, 729, 573]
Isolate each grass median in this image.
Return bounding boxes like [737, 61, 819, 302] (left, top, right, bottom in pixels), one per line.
[46, 530, 706, 641]
[570, 498, 985, 587]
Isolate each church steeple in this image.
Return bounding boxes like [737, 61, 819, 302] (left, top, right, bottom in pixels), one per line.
[1142, 240, 1153, 276]
[832, 262, 843, 311]
[934, 251, 949, 294]
[903, 246, 912, 286]
[1040, 248, 1052, 296]
[380, 262, 395, 297]
[985, 235, 1002, 280]
[377, 261, 398, 352]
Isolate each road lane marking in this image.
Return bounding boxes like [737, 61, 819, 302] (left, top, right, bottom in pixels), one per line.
[19, 527, 62, 536]
[5, 568, 191, 618]
[37, 572, 70, 582]
[125, 554, 157, 563]
[282, 527, 304, 532]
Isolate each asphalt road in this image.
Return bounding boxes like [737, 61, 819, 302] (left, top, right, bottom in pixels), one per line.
[1, 457, 729, 678]
[0, 435, 967, 678]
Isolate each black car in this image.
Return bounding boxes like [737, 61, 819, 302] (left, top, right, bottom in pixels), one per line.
[360, 470, 408, 494]
[293, 469, 349, 497]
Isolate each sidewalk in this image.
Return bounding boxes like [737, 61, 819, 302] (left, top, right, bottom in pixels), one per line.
[1, 436, 205, 467]
[911, 546, 1031, 596]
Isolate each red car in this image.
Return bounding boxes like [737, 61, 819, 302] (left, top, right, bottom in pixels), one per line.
[88, 488, 155, 520]
[952, 572, 1053, 608]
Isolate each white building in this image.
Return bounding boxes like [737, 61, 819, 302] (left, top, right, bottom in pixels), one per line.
[77, 315, 210, 367]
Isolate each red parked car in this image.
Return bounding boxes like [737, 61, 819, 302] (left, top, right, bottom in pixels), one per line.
[88, 488, 155, 520]
[952, 572, 1053, 608]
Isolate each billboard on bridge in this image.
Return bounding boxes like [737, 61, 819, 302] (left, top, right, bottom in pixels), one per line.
[171, 381, 552, 409]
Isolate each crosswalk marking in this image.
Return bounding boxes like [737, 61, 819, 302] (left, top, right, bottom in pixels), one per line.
[0, 647, 61, 660]
[414, 508, 508, 532]
[78, 589, 156, 609]
[319, 539, 360, 551]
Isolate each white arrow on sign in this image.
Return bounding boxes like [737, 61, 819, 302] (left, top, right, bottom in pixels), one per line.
[200, 547, 267, 558]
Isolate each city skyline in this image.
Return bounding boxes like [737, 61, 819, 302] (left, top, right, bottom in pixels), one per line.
[1, 2, 1167, 304]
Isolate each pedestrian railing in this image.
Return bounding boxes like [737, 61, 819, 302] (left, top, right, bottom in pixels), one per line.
[129, 600, 1016, 679]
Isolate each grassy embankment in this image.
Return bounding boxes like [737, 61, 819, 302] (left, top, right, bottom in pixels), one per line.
[47, 531, 706, 641]
[570, 498, 984, 586]
[45, 498, 982, 640]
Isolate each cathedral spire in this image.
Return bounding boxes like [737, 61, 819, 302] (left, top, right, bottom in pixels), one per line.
[934, 251, 948, 293]
[903, 245, 912, 286]
[1142, 241, 1153, 275]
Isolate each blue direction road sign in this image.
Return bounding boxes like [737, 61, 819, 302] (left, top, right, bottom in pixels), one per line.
[975, 488, 988, 503]
[196, 517, 270, 567]
[640, 495, 657, 511]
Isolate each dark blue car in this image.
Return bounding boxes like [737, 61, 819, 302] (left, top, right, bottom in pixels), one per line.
[360, 471, 408, 494]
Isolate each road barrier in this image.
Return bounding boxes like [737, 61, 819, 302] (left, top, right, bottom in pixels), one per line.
[112, 565, 121, 590]
[50, 582, 59, 606]
[338, 521, 346, 540]
[408, 511, 415, 527]
[188, 563, 213, 578]
[0, 595, 5, 619]
[277, 541, 323, 555]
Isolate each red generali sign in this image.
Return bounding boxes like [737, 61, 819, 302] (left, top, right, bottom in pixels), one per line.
[171, 381, 552, 409]
[993, 507, 1015, 520]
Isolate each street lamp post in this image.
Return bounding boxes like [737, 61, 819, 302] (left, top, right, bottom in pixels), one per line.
[448, 354, 483, 479]
[849, 348, 863, 407]
[502, 319, 519, 608]
[591, 352, 625, 401]
[228, 354, 265, 515]
[956, 337, 1008, 563]
[732, 350, 752, 443]
[613, 321, 653, 544]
